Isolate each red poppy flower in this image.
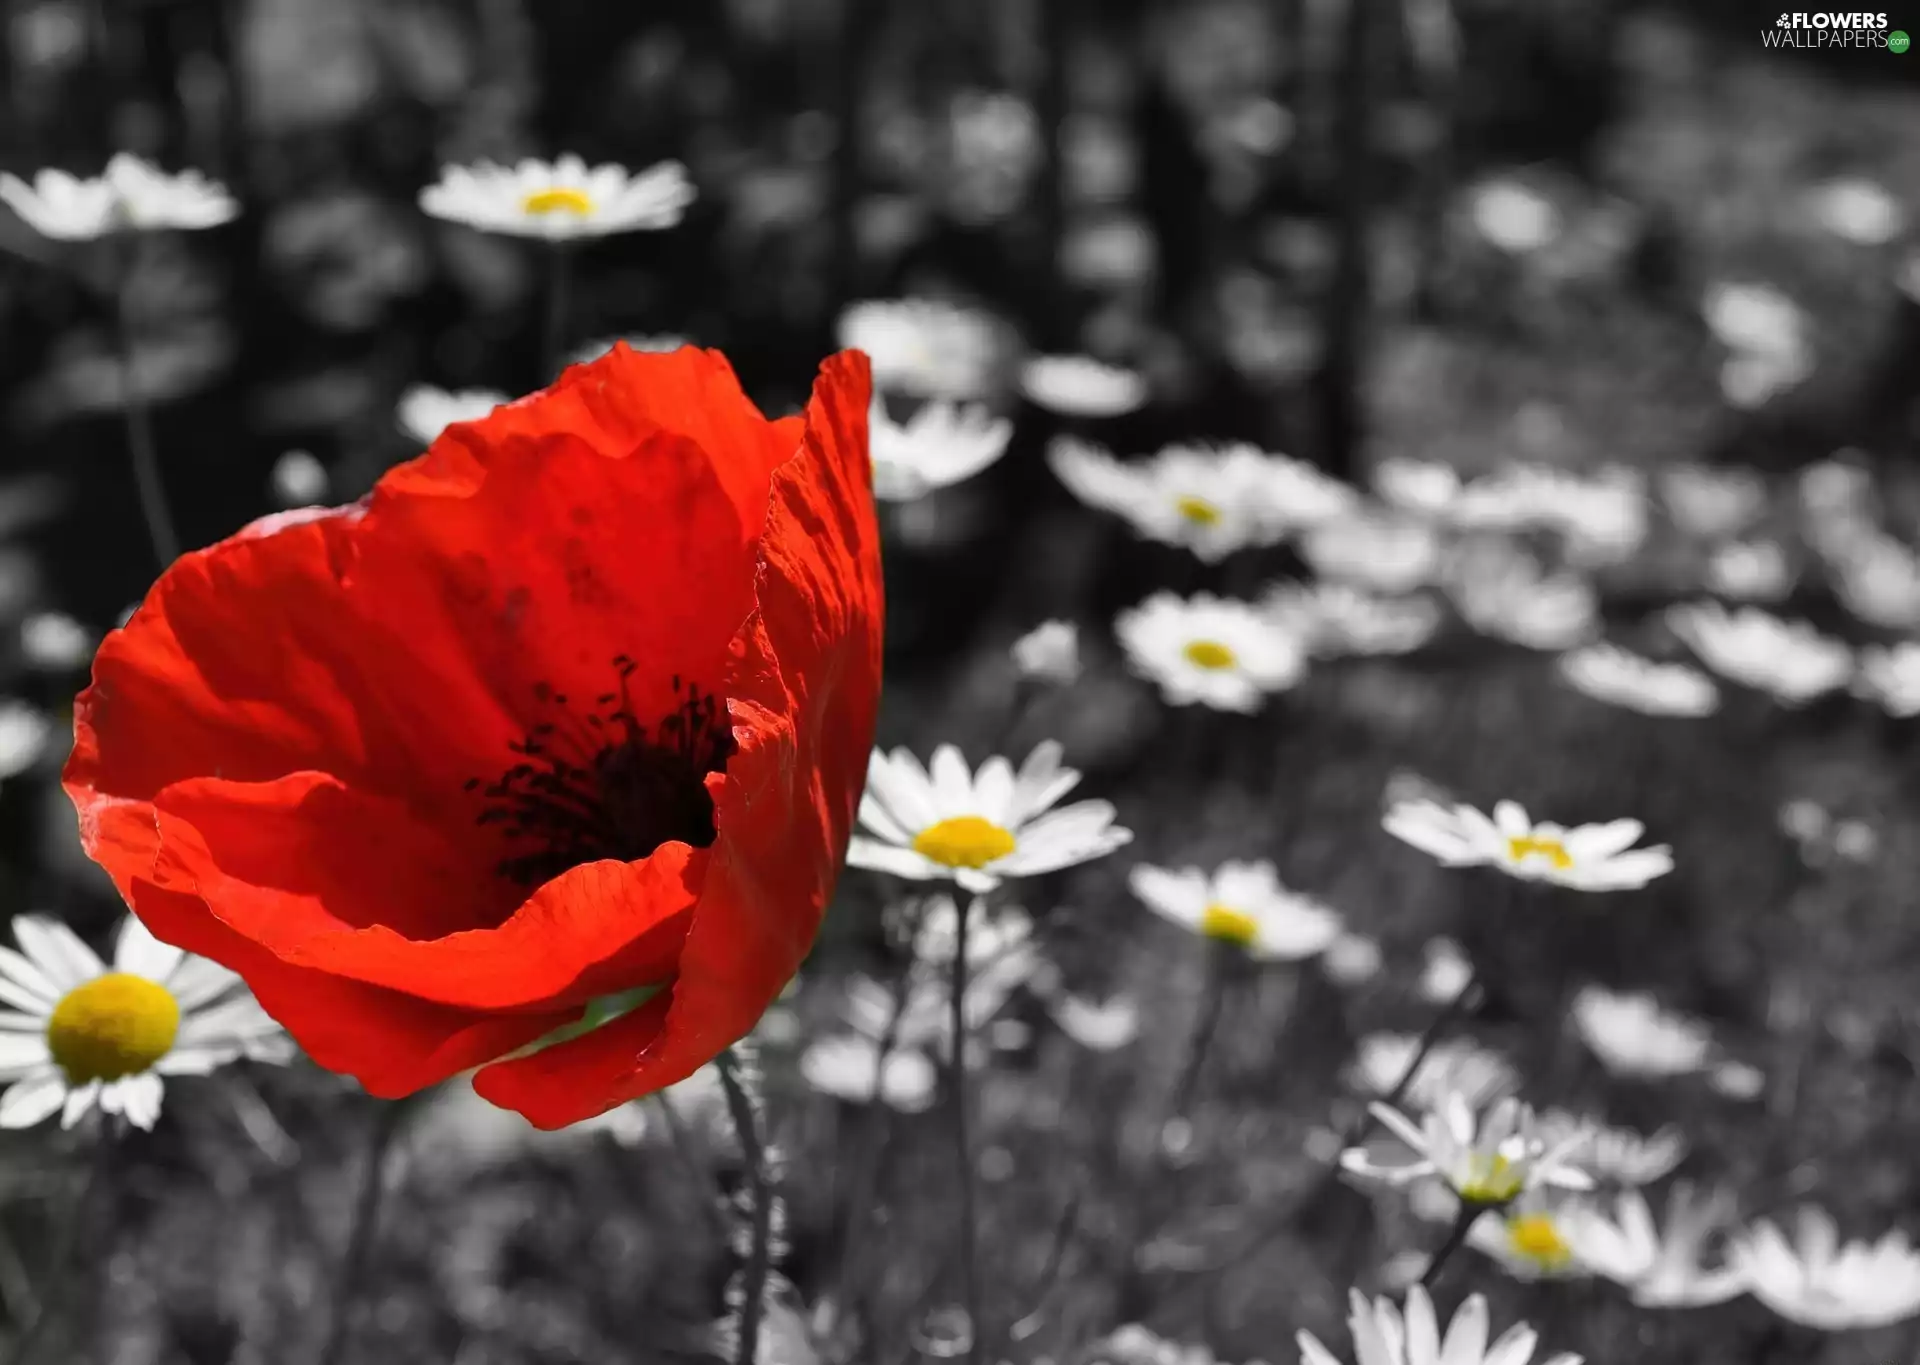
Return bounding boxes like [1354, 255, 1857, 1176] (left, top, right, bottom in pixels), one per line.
[63, 345, 883, 1128]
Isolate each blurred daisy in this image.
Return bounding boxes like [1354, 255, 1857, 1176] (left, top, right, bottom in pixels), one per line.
[1296, 1286, 1581, 1365]
[1557, 643, 1719, 718]
[1347, 1033, 1518, 1112]
[1446, 547, 1597, 651]
[1704, 540, 1795, 602]
[396, 385, 510, 446]
[1046, 993, 1141, 1051]
[1048, 438, 1289, 561]
[1703, 281, 1814, 409]
[1534, 1108, 1687, 1186]
[1373, 458, 1463, 520]
[1665, 601, 1852, 705]
[1730, 1207, 1920, 1331]
[1659, 463, 1768, 541]
[911, 895, 1032, 967]
[1468, 1192, 1590, 1280]
[869, 399, 1012, 502]
[0, 914, 292, 1130]
[1555, 468, 1653, 567]
[1128, 860, 1344, 960]
[1264, 581, 1441, 658]
[1019, 355, 1147, 417]
[799, 1034, 938, 1112]
[838, 298, 1001, 400]
[1798, 456, 1875, 526]
[1265, 455, 1361, 531]
[1570, 985, 1713, 1078]
[1468, 178, 1560, 253]
[1416, 937, 1473, 1005]
[0, 153, 236, 239]
[1342, 1095, 1594, 1204]
[1568, 1184, 1745, 1307]
[1011, 619, 1081, 685]
[1299, 514, 1443, 594]
[0, 701, 52, 784]
[1322, 934, 1384, 986]
[1115, 591, 1308, 712]
[566, 334, 689, 367]
[1383, 798, 1673, 891]
[1831, 533, 1920, 630]
[1807, 177, 1905, 246]
[848, 741, 1131, 893]
[1710, 1059, 1766, 1100]
[269, 450, 330, 509]
[419, 155, 694, 239]
[19, 612, 94, 672]
[1855, 642, 1920, 718]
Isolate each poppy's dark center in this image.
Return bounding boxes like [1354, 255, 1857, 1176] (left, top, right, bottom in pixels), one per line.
[466, 657, 734, 888]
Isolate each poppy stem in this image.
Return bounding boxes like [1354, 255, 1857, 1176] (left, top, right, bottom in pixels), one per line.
[2, 1125, 113, 1365]
[715, 1047, 772, 1365]
[315, 1097, 408, 1365]
[542, 242, 572, 384]
[113, 244, 181, 571]
[948, 897, 982, 1365]
[1418, 1201, 1480, 1288]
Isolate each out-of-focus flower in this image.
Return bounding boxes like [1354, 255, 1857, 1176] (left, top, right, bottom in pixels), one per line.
[395, 384, 510, 445]
[1300, 514, 1444, 595]
[19, 612, 93, 672]
[1115, 591, 1308, 712]
[1047, 993, 1140, 1050]
[0, 701, 51, 784]
[838, 298, 1001, 400]
[849, 741, 1131, 894]
[1018, 355, 1147, 417]
[1341, 1094, 1594, 1205]
[1468, 1192, 1590, 1280]
[1704, 540, 1794, 602]
[1557, 643, 1719, 718]
[1730, 1207, 1920, 1331]
[1807, 177, 1906, 246]
[1798, 456, 1875, 526]
[1570, 985, 1713, 1078]
[1854, 642, 1920, 718]
[1568, 1184, 1746, 1307]
[798, 1033, 938, 1112]
[1384, 798, 1673, 891]
[1263, 582, 1442, 658]
[0, 154, 237, 239]
[1558, 469, 1653, 568]
[269, 450, 330, 508]
[1373, 458, 1462, 520]
[1296, 1286, 1582, 1365]
[1666, 601, 1852, 705]
[1534, 1108, 1687, 1186]
[910, 895, 1031, 967]
[1128, 860, 1343, 961]
[1417, 937, 1473, 1005]
[1446, 545, 1597, 651]
[1347, 1033, 1518, 1112]
[1708, 1059, 1765, 1100]
[1467, 178, 1561, 253]
[1048, 438, 1294, 561]
[869, 399, 1012, 502]
[1831, 533, 1920, 630]
[419, 155, 693, 240]
[0, 914, 293, 1131]
[1322, 933, 1384, 985]
[567, 334, 688, 367]
[1702, 282, 1814, 409]
[1010, 620, 1080, 685]
[1660, 463, 1768, 541]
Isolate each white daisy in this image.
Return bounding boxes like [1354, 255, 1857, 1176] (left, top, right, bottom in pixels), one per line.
[1322, 934, 1384, 986]
[1703, 282, 1812, 368]
[1569, 985, 1714, 1079]
[1383, 798, 1673, 891]
[798, 1034, 938, 1112]
[1855, 642, 1920, 718]
[1296, 1286, 1581, 1365]
[1346, 1034, 1518, 1113]
[1665, 601, 1853, 705]
[1557, 643, 1719, 718]
[1467, 1192, 1591, 1280]
[869, 399, 1012, 501]
[1045, 993, 1140, 1051]
[1416, 937, 1474, 1006]
[1445, 546, 1597, 651]
[1299, 513, 1444, 594]
[418, 155, 694, 240]
[1265, 454, 1362, 531]
[1048, 438, 1290, 561]
[1128, 860, 1343, 961]
[1831, 533, 1920, 630]
[848, 741, 1131, 893]
[1010, 619, 1081, 685]
[1018, 355, 1147, 417]
[396, 384, 510, 446]
[0, 153, 236, 239]
[1468, 178, 1561, 253]
[1703, 540, 1794, 602]
[0, 700, 52, 784]
[0, 914, 292, 1131]
[1341, 1095, 1595, 1205]
[1373, 458, 1463, 520]
[1567, 1184, 1746, 1308]
[19, 612, 94, 672]
[1264, 581, 1442, 658]
[1659, 463, 1768, 541]
[837, 298, 1002, 400]
[1730, 1207, 1920, 1331]
[1116, 592, 1308, 712]
[1533, 1108, 1687, 1186]
[910, 895, 1033, 968]
[1807, 177, 1905, 246]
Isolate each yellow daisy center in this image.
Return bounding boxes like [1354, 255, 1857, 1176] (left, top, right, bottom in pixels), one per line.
[46, 973, 180, 1084]
[1507, 1213, 1574, 1270]
[1456, 1152, 1524, 1205]
[912, 816, 1018, 870]
[1199, 904, 1260, 947]
[521, 187, 595, 217]
[1182, 639, 1238, 670]
[1507, 835, 1573, 870]
[1174, 495, 1222, 526]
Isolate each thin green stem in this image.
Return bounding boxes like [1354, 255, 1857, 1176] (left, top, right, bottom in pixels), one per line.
[1418, 1202, 1480, 1289]
[1168, 940, 1232, 1126]
[949, 900, 981, 1365]
[715, 1049, 772, 1365]
[314, 1098, 408, 1365]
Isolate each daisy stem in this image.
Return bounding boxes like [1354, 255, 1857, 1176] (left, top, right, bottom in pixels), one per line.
[828, 946, 914, 1325]
[1366, 966, 1477, 1132]
[715, 1047, 772, 1365]
[113, 245, 181, 570]
[2, 1130, 111, 1365]
[949, 895, 982, 1365]
[542, 242, 572, 384]
[314, 1097, 408, 1365]
[1418, 1201, 1479, 1289]
[1168, 939, 1232, 1125]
